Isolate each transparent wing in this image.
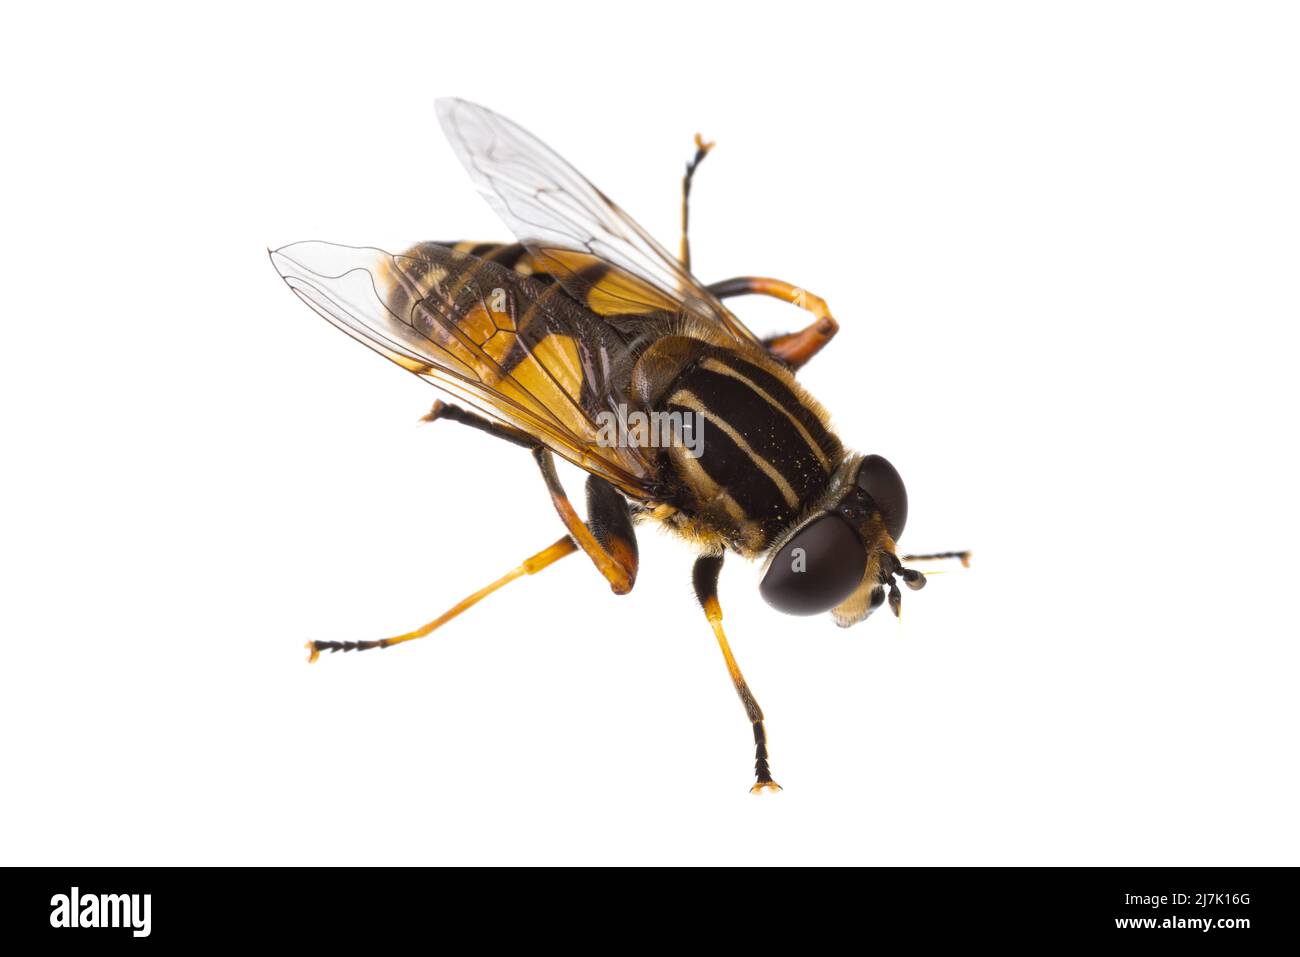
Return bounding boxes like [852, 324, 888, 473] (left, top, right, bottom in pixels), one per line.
[435, 98, 763, 346]
[270, 240, 660, 496]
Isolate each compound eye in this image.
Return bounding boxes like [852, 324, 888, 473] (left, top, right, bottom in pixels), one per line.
[856, 454, 908, 540]
[759, 514, 867, 616]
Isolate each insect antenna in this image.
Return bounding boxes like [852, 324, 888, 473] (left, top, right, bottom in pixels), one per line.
[901, 550, 972, 567]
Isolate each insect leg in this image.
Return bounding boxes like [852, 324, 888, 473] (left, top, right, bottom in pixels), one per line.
[706, 277, 840, 371]
[306, 536, 578, 662]
[423, 402, 638, 594]
[421, 400, 536, 449]
[534, 448, 638, 595]
[692, 552, 781, 794]
[679, 133, 715, 271]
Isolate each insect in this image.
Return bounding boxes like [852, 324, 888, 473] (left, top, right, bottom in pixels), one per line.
[271, 99, 968, 792]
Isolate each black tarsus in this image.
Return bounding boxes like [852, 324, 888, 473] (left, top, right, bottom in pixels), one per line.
[310, 638, 388, 656]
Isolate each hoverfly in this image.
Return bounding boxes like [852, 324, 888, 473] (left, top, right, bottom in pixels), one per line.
[271, 99, 967, 792]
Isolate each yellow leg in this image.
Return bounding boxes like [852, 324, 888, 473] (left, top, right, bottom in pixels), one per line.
[306, 536, 578, 662]
[693, 553, 781, 793]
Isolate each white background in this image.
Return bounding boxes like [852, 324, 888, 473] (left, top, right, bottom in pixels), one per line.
[2, 1, 1297, 865]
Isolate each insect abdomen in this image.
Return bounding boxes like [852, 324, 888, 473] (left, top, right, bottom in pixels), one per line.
[426, 241, 567, 285]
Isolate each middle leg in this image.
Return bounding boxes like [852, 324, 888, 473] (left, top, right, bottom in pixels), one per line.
[707, 276, 840, 371]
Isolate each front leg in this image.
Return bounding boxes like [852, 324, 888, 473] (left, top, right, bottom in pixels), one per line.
[679, 133, 715, 272]
[692, 552, 780, 793]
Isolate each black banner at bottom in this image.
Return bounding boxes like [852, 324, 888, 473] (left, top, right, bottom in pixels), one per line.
[3, 867, 1293, 946]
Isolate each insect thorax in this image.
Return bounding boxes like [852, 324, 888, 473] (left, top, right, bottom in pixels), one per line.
[630, 336, 846, 557]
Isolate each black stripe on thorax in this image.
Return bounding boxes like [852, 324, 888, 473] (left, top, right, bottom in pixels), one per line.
[713, 354, 840, 462]
[666, 397, 797, 537]
[676, 366, 830, 507]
